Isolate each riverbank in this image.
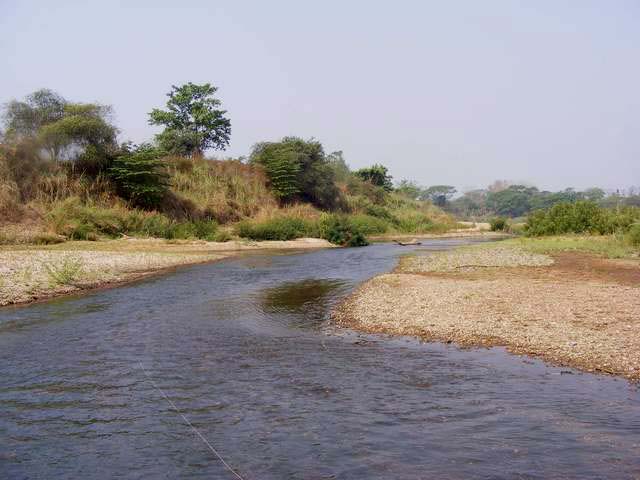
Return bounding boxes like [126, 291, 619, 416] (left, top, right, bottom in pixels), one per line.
[333, 239, 640, 380]
[0, 237, 333, 307]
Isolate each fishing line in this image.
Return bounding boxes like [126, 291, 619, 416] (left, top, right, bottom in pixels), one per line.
[138, 362, 246, 480]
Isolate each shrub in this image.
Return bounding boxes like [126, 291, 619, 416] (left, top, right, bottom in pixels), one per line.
[626, 223, 640, 247]
[250, 137, 342, 209]
[318, 214, 369, 247]
[166, 219, 217, 240]
[44, 256, 84, 286]
[490, 217, 508, 231]
[349, 214, 390, 235]
[236, 216, 315, 241]
[108, 143, 168, 209]
[525, 201, 640, 236]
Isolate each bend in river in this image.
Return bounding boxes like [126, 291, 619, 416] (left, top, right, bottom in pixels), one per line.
[1, 240, 639, 479]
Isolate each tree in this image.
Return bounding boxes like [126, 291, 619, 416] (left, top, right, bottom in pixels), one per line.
[149, 82, 231, 157]
[582, 187, 606, 202]
[3, 89, 117, 164]
[354, 164, 393, 191]
[395, 179, 422, 200]
[422, 185, 457, 207]
[3, 89, 66, 140]
[485, 185, 537, 217]
[326, 150, 351, 183]
[108, 143, 168, 209]
[250, 137, 342, 209]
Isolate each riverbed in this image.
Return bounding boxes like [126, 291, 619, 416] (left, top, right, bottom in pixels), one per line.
[1, 240, 639, 479]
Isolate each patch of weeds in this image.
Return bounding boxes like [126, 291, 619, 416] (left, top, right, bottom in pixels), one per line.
[44, 256, 85, 286]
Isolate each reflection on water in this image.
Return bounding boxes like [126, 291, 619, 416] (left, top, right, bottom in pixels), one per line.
[259, 279, 348, 328]
[0, 240, 639, 479]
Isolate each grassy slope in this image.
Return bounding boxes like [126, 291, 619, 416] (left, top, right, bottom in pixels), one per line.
[1, 155, 457, 244]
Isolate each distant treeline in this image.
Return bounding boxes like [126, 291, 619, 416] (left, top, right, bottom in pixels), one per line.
[394, 181, 640, 219]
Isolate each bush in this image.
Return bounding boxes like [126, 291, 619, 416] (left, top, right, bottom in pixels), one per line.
[526, 201, 640, 236]
[490, 217, 508, 231]
[348, 214, 390, 235]
[625, 223, 640, 247]
[47, 197, 217, 240]
[108, 143, 168, 209]
[250, 137, 342, 209]
[236, 216, 315, 241]
[318, 214, 369, 247]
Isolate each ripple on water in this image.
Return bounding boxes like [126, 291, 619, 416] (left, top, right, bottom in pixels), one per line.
[0, 241, 639, 479]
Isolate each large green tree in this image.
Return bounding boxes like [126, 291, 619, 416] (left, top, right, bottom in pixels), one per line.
[148, 83, 231, 157]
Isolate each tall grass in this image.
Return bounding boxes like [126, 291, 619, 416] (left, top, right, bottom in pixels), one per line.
[167, 157, 277, 222]
[47, 197, 218, 240]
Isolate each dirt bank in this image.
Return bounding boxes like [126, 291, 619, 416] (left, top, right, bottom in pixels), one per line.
[0, 237, 333, 307]
[333, 244, 640, 380]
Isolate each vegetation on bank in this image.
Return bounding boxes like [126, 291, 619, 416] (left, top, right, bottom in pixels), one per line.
[1, 85, 457, 247]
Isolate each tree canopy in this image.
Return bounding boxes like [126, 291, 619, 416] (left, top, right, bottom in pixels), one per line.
[354, 164, 393, 191]
[250, 137, 342, 209]
[3, 89, 117, 163]
[148, 82, 231, 157]
[421, 185, 457, 207]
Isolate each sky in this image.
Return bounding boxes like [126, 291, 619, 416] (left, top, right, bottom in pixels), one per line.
[1, 0, 639, 192]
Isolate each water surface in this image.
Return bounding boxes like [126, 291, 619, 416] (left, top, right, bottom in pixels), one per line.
[1, 240, 639, 479]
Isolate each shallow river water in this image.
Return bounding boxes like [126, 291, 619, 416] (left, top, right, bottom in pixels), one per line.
[1, 240, 639, 479]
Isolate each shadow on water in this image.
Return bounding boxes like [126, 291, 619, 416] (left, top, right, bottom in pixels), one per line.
[258, 279, 349, 328]
[0, 239, 639, 479]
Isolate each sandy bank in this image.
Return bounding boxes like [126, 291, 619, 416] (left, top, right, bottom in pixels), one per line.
[0, 237, 333, 306]
[333, 244, 640, 380]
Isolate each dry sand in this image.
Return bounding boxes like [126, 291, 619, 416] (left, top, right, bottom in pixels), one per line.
[333, 245, 640, 380]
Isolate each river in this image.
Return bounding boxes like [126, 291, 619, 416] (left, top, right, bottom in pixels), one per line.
[1, 240, 639, 479]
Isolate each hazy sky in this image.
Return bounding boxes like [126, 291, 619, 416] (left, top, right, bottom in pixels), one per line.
[1, 1, 638, 191]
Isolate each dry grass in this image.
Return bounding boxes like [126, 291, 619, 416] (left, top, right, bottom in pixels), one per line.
[167, 157, 278, 222]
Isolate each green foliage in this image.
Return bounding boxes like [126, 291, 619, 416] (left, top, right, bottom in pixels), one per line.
[250, 137, 341, 209]
[395, 179, 422, 200]
[47, 197, 217, 240]
[250, 141, 301, 199]
[2, 89, 117, 167]
[236, 216, 315, 241]
[486, 185, 536, 217]
[318, 214, 369, 247]
[149, 82, 231, 156]
[354, 164, 393, 191]
[525, 201, 640, 236]
[348, 214, 390, 235]
[3, 89, 66, 139]
[490, 217, 508, 231]
[421, 185, 456, 207]
[44, 256, 84, 286]
[625, 224, 640, 247]
[109, 143, 168, 209]
[326, 151, 351, 183]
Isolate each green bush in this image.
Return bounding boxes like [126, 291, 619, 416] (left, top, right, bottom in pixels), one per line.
[490, 217, 508, 231]
[236, 216, 315, 241]
[108, 143, 168, 209]
[318, 214, 369, 247]
[48, 197, 217, 240]
[525, 201, 640, 236]
[250, 137, 342, 209]
[625, 223, 640, 247]
[348, 214, 390, 234]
